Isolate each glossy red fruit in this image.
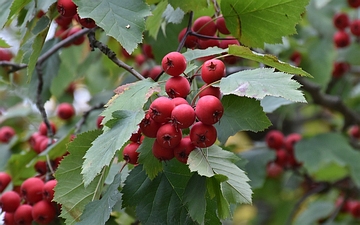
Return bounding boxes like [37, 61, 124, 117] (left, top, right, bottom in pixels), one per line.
[3, 212, 15, 225]
[152, 139, 175, 161]
[0, 126, 15, 143]
[192, 16, 217, 37]
[135, 54, 146, 67]
[198, 84, 221, 99]
[161, 52, 187, 77]
[55, 15, 73, 28]
[266, 162, 283, 178]
[216, 16, 230, 35]
[139, 113, 161, 138]
[266, 130, 284, 149]
[57, 102, 75, 120]
[349, 125, 360, 138]
[178, 28, 198, 49]
[0, 172, 12, 193]
[39, 121, 57, 136]
[147, 65, 162, 81]
[275, 149, 288, 167]
[156, 123, 182, 149]
[171, 97, 188, 106]
[0, 191, 21, 212]
[348, 0, 360, 8]
[190, 122, 217, 148]
[195, 95, 224, 125]
[57, 0, 77, 18]
[332, 62, 350, 78]
[0, 48, 13, 61]
[350, 19, 360, 36]
[174, 136, 196, 164]
[96, 116, 104, 129]
[122, 142, 140, 164]
[333, 30, 350, 48]
[165, 76, 190, 98]
[289, 51, 302, 66]
[34, 161, 47, 175]
[284, 133, 302, 153]
[32, 200, 57, 224]
[219, 38, 240, 49]
[21, 177, 45, 204]
[349, 201, 360, 218]
[197, 38, 220, 49]
[66, 27, 85, 45]
[142, 44, 154, 59]
[43, 180, 57, 202]
[32, 135, 48, 154]
[74, 14, 96, 29]
[171, 103, 196, 129]
[201, 59, 226, 84]
[333, 13, 350, 30]
[129, 129, 142, 143]
[14, 204, 33, 225]
[149, 97, 175, 123]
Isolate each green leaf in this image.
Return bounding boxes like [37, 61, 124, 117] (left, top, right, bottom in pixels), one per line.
[206, 177, 231, 219]
[188, 145, 252, 204]
[9, 0, 31, 20]
[163, 3, 185, 24]
[168, 0, 208, 12]
[145, 0, 168, 39]
[260, 96, 294, 113]
[239, 147, 276, 189]
[295, 133, 360, 186]
[54, 130, 104, 225]
[137, 137, 163, 180]
[221, 0, 310, 48]
[182, 47, 227, 62]
[122, 162, 197, 225]
[77, 173, 122, 225]
[8, 150, 37, 186]
[215, 95, 271, 144]
[82, 110, 144, 187]
[220, 68, 306, 103]
[0, 38, 10, 48]
[0, 0, 12, 28]
[228, 45, 312, 77]
[293, 200, 335, 225]
[74, 0, 152, 54]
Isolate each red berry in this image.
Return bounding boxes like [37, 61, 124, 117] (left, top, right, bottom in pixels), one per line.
[152, 139, 174, 161]
[66, 27, 85, 45]
[333, 30, 350, 48]
[0, 191, 21, 212]
[349, 201, 360, 218]
[0, 126, 15, 143]
[43, 180, 57, 202]
[161, 52, 187, 77]
[174, 136, 196, 164]
[139, 113, 161, 138]
[266, 162, 283, 178]
[195, 95, 224, 125]
[21, 177, 45, 204]
[142, 44, 154, 59]
[216, 16, 230, 35]
[349, 125, 360, 138]
[32, 135, 48, 154]
[3, 212, 15, 225]
[178, 28, 198, 48]
[96, 116, 104, 129]
[201, 59, 226, 84]
[219, 38, 240, 49]
[350, 19, 360, 36]
[171, 97, 189, 106]
[156, 123, 182, 149]
[55, 15, 73, 28]
[147, 65, 162, 81]
[0, 48, 13, 61]
[14, 204, 33, 225]
[129, 129, 142, 143]
[289, 51, 302, 66]
[198, 84, 221, 99]
[197, 38, 220, 49]
[275, 148, 288, 167]
[265, 130, 284, 149]
[57, 0, 77, 18]
[135, 54, 146, 67]
[39, 121, 57, 136]
[192, 16, 217, 37]
[74, 14, 96, 29]
[122, 142, 140, 164]
[56, 102, 75, 120]
[333, 13, 350, 30]
[284, 133, 302, 153]
[149, 97, 175, 123]
[171, 103, 196, 129]
[0, 172, 12, 193]
[34, 161, 47, 175]
[348, 0, 360, 8]
[190, 122, 217, 148]
[32, 200, 57, 224]
[332, 62, 350, 78]
[165, 76, 190, 98]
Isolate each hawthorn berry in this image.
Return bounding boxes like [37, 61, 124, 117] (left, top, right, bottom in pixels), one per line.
[147, 65, 162, 81]
[192, 16, 217, 37]
[14, 204, 33, 225]
[0, 48, 13, 61]
[265, 130, 284, 149]
[219, 38, 240, 49]
[39, 121, 57, 136]
[34, 161, 47, 175]
[195, 95, 224, 125]
[349, 201, 360, 218]
[0, 191, 21, 212]
[43, 180, 57, 202]
[171, 103, 196, 129]
[198, 84, 221, 99]
[201, 59, 226, 84]
[178, 28, 198, 49]
[165, 76, 190, 98]
[139, 113, 161, 138]
[122, 142, 140, 164]
[348, 0, 360, 8]
[3, 212, 15, 225]
[74, 14, 97, 29]
[135, 54, 146, 67]
[171, 97, 189, 106]
[96, 116, 104, 129]
[142, 44, 154, 59]
[156, 123, 182, 149]
[216, 16, 230, 35]
[129, 129, 142, 143]
[55, 15, 73, 28]
[161, 52, 187, 77]
[0, 126, 16, 143]
[350, 19, 360, 36]
[332, 62, 350, 78]
[66, 27, 86, 45]
[152, 139, 175, 161]
[57, 0, 77, 18]
[333, 13, 350, 30]
[333, 30, 350, 48]
[349, 125, 360, 139]
[266, 162, 283, 178]
[197, 38, 220, 49]
[56, 102, 75, 120]
[32, 200, 57, 224]
[21, 177, 45, 204]
[289, 51, 302, 66]
[0, 172, 12, 193]
[173, 136, 196, 164]
[149, 96, 175, 123]
[190, 122, 217, 148]
[284, 133, 302, 152]
[274, 148, 288, 167]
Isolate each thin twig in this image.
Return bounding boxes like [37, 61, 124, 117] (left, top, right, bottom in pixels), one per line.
[74, 103, 105, 134]
[177, 11, 194, 52]
[0, 61, 28, 72]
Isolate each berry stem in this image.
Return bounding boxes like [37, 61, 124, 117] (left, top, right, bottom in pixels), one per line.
[190, 80, 220, 106]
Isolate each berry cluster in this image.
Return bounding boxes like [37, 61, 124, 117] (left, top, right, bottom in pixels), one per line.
[265, 130, 303, 178]
[0, 173, 58, 225]
[121, 52, 226, 165]
[335, 196, 360, 218]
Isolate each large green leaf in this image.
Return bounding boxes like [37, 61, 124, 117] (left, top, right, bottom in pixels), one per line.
[182, 47, 227, 62]
[220, 68, 306, 103]
[82, 110, 144, 186]
[74, 0, 152, 54]
[228, 45, 312, 77]
[145, 0, 168, 39]
[77, 173, 122, 225]
[0, 0, 12, 28]
[122, 162, 197, 225]
[215, 95, 271, 144]
[7, 150, 37, 186]
[168, 0, 208, 12]
[295, 133, 360, 187]
[9, 0, 31, 20]
[188, 145, 252, 204]
[221, 0, 310, 48]
[137, 137, 163, 180]
[54, 130, 104, 225]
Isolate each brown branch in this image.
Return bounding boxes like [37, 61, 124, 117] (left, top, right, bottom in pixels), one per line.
[0, 61, 27, 72]
[87, 30, 145, 80]
[75, 103, 105, 134]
